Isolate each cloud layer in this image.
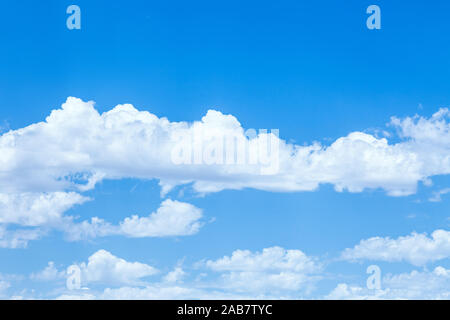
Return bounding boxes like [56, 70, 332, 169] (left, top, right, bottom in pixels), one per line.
[10, 242, 449, 300]
[2, 98, 450, 247]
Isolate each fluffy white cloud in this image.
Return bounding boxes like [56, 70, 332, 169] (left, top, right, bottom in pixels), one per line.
[0, 192, 89, 227]
[42, 247, 322, 299]
[341, 229, 450, 266]
[56, 247, 320, 298]
[16, 246, 450, 300]
[0, 191, 88, 248]
[119, 199, 203, 237]
[206, 246, 318, 272]
[71, 250, 158, 286]
[2, 97, 450, 198]
[327, 266, 450, 300]
[205, 246, 321, 293]
[64, 199, 203, 240]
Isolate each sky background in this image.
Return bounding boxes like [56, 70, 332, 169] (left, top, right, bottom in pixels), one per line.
[0, 0, 449, 299]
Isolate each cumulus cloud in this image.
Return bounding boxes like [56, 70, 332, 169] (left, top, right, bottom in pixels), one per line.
[16, 245, 450, 300]
[206, 246, 318, 272]
[341, 229, 450, 266]
[118, 199, 203, 237]
[2, 97, 450, 198]
[64, 199, 204, 240]
[205, 246, 322, 293]
[41, 247, 322, 299]
[0, 195, 203, 246]
[0, 191, 88, 247]
[0, 192, 89, 227]
[70, 249, 158, 286]
[327, 267, 450, 300]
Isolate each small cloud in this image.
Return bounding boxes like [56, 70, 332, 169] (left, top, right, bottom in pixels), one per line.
[30, 262, 65, 282]
[429, 188, 450, 202]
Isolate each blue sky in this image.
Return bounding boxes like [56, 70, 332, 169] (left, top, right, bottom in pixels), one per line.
[0, 0, 449, 299]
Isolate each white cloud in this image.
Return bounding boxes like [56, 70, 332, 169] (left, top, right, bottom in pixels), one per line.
[118, 199, 203, 237]
[63, 217, 116, 241]
[0, 226, 43, 248]
[326, 283, 370, 300]
[30, 262, 65, 282]
[45, 247, 322, 299]
[21, 246, 450, 300]
[64, 199, 204, 240]
[2, 97, 450, 199]
[327, 266, 450, 300]
[0, 192, 89, 227]
[341, 229, 450, 266]
[0, 192, 88, 248]
[72, 249, 158, 286]
[163, 266, 186, 283]
[429, 188, 450, 202]
[0, 196, 203, 246]
[205, 246, 322, 293]
[206, 246, 318, 272]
